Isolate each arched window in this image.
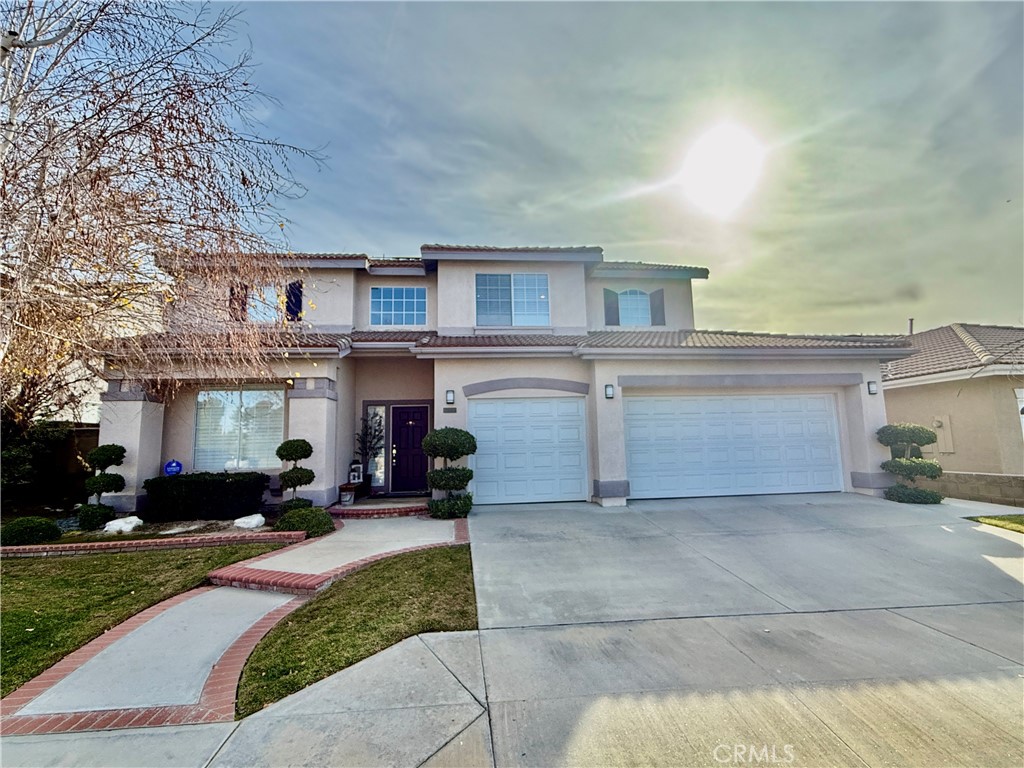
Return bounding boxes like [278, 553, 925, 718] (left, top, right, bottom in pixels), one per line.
[618, 289, 651, 326]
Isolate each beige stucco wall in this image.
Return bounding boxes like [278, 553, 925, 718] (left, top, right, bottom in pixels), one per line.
[883, 376, 1024, 474]
[352, 272, 438, 331]
[303, 269, 356, 329]
[436, 260, 588, 334]
[585, 278, 695, 330]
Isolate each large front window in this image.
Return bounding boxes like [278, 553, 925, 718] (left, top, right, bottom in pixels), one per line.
[194, 389, 285, 471]
[475, 273, 550, 326]
[370, 286, 427, 326]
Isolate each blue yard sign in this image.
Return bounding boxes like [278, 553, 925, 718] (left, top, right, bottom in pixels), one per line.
[164, 460, 183, 476]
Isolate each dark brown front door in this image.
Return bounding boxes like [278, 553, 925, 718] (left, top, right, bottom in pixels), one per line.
[391, 405, 429, 493]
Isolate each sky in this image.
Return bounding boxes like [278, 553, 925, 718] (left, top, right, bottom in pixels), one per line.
[228, 1, 1022, 335]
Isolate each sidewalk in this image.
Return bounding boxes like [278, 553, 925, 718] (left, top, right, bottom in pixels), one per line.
[0, 516, 468, 741]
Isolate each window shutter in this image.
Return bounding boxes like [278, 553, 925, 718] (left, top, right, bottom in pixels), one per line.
[228, 285, 247, 322]
[603, 289, 620, 326]
[285, 281, 303, 322]
[650, 289, 666, 326]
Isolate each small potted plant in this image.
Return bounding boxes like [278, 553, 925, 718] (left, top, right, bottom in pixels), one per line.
[354, 412, 385, 497]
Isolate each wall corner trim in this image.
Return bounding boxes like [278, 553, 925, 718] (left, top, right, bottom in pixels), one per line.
[463, 377, 590, 397]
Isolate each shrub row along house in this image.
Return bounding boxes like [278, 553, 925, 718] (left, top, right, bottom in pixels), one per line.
[98, 245, 912, 511]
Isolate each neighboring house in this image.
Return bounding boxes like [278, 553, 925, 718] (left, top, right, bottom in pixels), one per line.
[98, 245, 910, 511]
[882, 323, 1024, 475]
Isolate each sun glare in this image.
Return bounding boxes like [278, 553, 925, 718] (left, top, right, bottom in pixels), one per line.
[679, 123, 766, 219]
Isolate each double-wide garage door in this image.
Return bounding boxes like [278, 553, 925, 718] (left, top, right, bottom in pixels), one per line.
[625, 393, 843, 499]
[468, 398, 588, 504]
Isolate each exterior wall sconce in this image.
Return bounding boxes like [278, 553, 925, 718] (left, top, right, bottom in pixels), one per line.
[867, 381, 878, 395]
[604, 384, 615, 399]
[445, 389, 456, 405]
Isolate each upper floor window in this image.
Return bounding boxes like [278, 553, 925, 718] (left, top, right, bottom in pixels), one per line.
[231, 282, 302, 324]
[476, 273, 550, 326]
[603, 288, 665, 326]
[370, 286, 426, 326]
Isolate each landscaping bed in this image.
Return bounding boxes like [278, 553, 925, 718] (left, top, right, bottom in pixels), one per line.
[968, 514, 1024, 535]
[236, 544, 477, 717]
[0, 543, 282, 697]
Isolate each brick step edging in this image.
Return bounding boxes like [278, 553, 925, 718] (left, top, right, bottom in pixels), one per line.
[0, 531, 306, 558]
[328, 505, 429, 519]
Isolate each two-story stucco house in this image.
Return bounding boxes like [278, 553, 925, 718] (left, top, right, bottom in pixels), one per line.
[98, 244, 911, 511]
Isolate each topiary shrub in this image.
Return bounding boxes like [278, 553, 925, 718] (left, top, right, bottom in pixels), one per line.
[78, 503, 117, 531]
[884, 485, 944, 504]
[1, 516, 62, 546]
[426, 467, 475, 491]
[422, 428, 477, 520]
[85, 443, 127, 506]
[142, 472, 269, 522]
[273, 506, 334, 537]
[276, 439, 315, 499]
[426, 494, 474, 520]
[877, 423, 942, 504]
[277, 497, 314, 514]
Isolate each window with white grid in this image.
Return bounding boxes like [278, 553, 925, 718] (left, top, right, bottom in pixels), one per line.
[370, 286, 427, 326]
[476, 273, 549, 326]
[618, 290, 651, 326]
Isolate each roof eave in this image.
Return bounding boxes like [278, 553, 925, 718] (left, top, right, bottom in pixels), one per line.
[882, 364, 1021, 388]
[577, 347, 913, 360]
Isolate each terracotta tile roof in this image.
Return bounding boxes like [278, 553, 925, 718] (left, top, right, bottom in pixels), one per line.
[416, 334, 587, 348]
[592, 261, 709, 273]
[349, 330, 436, 344]
[421, 244, 603, 255]
[882, 323, 1024, 381]
[285, 252, 368, 261]
[584, 330, 909, 349]
[366, 258, 424, 268]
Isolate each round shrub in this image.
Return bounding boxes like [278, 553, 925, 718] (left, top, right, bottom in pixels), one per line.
[273, 507, 334, 538]
[276, 439, 313, 464]
[426, 467, 474, 491]
[427, 493, 473, 520]
[279, 467, 315, 493]
[278, 497, 314, 513]
[86, 444, 127, 471]
[78, 503, 117, 531]
[881, 458, 943, 481]
[884, 485, 944, 504]
[1, 516, 62, 546]
[421, 428, 477, 463]
[84, 472, 127, 497]
[876, 424, 937, 451]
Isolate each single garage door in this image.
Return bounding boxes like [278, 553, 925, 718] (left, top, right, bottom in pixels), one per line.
[468, 397, 588, 504]
[625, 393, 843, 499]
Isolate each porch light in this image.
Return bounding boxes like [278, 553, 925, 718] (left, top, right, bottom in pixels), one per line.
[605, 384, 615, 399]
[867, 381, 878, 395]
[445, 389, 456, 405]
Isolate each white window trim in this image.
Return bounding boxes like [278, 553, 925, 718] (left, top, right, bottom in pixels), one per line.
[369, 285, 428, 327]
[1016, 388, 1024, 445]
[617, 289, 652, 327]
[475, 272, 551, 327]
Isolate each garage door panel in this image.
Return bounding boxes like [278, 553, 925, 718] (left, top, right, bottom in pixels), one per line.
[626, 394, 842, 499]
[469, 397, 588, 504]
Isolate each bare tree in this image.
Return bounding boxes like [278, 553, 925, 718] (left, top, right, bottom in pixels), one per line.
[1, 0, 322, 434]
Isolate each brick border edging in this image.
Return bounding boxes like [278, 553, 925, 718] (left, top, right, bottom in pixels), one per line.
[1, 531, 306, 558]
[328, 504, 429, 519]
[0, 592, 306, 737]
[209, 517, 470, 596]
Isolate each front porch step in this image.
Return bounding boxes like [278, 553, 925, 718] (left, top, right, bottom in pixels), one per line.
[327, 504, 429, 519]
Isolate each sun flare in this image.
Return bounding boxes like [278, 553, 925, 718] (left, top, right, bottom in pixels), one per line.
[679, 123, 766, 219]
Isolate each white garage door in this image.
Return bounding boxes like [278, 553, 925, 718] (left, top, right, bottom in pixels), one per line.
[625, 394, 843, 499]
[468, 398, 588, 504]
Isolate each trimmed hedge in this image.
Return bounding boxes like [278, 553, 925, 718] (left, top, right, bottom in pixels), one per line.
[276, 439, 313, 463]
[427, 494, 473, 520]
[277, 498, 314, 514]
[426, 467, 474, 491]
[876, 423, 937, 455]
[881, 458, 943, 481]
[142, 472, 269, 522]
[78, 503, 117, 531]
[421, 428, 477, 463]
[279, 467, 315, 495]
[1, 516, 62, 546]
[84, 473, 126, 497]
[86, 444, 126, 472]
[884, 485, 944, 504]
[274, 507, 334, 537]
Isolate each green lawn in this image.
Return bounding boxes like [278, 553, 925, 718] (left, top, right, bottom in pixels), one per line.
[236, 544, 477, 718]
[968, 514, 1024, 535]
[0, 544, 279, 697]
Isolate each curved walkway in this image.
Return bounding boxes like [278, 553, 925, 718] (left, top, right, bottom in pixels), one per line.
[0, 516, 468, 738]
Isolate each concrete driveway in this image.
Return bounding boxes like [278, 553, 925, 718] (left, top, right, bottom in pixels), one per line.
[471, 493, 1024, 767]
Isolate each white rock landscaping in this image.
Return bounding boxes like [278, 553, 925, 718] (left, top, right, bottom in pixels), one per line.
[104, 516, 144, 534]
[234, 514, 265, 530]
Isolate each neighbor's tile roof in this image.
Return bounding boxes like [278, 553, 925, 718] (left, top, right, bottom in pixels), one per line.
[421, 244, 603, 254]
[584, 330, 909, 349]
[882, 323, 1024, 381]
[591, 261, 709, 273]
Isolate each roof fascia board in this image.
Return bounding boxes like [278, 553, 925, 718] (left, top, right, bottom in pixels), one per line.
[882, 364, 1019, 389]
[414, 347, 579, 359]
[589, 267, 709, 280]
[576, 347, 911, 360]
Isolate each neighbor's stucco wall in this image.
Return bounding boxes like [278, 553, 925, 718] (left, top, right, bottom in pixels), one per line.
[585, 277, 695, 330]
[436, 260, 588, 334]
[883, 376, 1024, 475]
